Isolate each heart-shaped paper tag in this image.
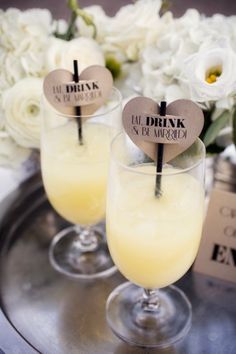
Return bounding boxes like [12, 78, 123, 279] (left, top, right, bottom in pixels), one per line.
[43, 65, 113, 117]
[122, 97, 204, 162]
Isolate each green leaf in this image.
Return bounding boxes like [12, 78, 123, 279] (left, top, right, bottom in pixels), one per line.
[67, 0, 78, 12]
[203, 110, 230, 147]
[76, 9, 97, 39]
[160, 0, 172, 16]
[106, 56, 122, 79]
[233, 107, 236, 148]
[54, 1, 97, 41]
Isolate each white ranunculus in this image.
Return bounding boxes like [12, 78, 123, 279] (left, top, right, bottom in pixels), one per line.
[3, 78, 43, 148]
[0, 130, 31, 167]
[181, 47, 236, 104]
[45, 37, 105, 73]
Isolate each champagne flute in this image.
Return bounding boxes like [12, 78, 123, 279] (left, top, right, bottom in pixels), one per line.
[106, 132, 205, 347]
[41, 87, 122, 279]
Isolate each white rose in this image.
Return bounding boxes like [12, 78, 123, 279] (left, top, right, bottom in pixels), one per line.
[45, 37, 105, 73]
[3, 78, 43, 148]
[0, 130, 30, 168]
[181, 47, 236, 103]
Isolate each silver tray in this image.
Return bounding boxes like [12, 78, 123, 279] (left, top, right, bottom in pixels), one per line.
[0, 173, 236, 354]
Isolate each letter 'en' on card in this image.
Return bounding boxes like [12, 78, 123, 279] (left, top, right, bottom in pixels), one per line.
[194, 188, 236, 284]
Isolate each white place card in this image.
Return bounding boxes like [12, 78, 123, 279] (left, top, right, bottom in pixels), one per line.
[194, 188, 236, 283]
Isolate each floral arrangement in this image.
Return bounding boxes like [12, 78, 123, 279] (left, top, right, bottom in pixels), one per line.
[0, 0, 236, 167]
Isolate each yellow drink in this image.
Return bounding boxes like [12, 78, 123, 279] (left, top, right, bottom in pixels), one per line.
[41, 122, 111, 225]
[107, 165, 204, 289]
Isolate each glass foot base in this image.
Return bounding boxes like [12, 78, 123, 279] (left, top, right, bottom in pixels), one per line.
[49, 225, 116, 279]
[106, 282, 192, 348]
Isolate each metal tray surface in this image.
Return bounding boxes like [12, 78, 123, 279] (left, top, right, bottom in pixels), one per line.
[0, 174, 236, 354]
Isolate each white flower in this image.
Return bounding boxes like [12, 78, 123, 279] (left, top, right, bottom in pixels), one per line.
[181, 47, 236, 104]
[76, 5, 107, 40]
[0, 8, 53, 85]
[115, 62, 143, 97]
[0, 52, 25, 86]
[138, 9, 202, 102]
[52, 19, 68, 36]
[82, 0, 162, 61]
[164, 84, 187, 102]
[3, 78, 43, 148]
[106, 0, 162, 60]
[0, 8, 53, 50]
[137, 8, 236, 111]
[200, 14, 236, 52]
[45, 37, 105, 73]
[0, 130, 30, 167]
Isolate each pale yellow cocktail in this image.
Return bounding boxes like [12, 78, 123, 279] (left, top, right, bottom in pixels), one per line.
[106, 132, 205, 347]
[41, 87, 121, 279]
[41, 122, 111, 225]
[107, 165, 204, 289]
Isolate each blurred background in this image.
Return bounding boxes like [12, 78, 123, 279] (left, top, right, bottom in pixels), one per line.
[1, 0, 236, 18]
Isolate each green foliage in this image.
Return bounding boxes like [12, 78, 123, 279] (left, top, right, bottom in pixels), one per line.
[54, 0, 97, 41]
[203, 110, 230, 147]
[76, 8, 97, 39]
[68, 0, 78, 12]
[106, 56, 122, 79]
[160, 0, 172, 16]
[233, 107, 236, 148]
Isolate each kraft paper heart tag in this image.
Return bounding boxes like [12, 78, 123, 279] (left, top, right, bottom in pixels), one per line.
[122, 97, 204, 162]
[43, 65, 113, 117]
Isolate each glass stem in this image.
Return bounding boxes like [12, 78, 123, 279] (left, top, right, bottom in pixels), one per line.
[142, 288, 160, 312]
[134, 288, 161, 328]
[74, 225, 98, 252]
